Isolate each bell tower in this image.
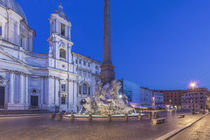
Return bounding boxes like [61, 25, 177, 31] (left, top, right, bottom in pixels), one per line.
[48, 4, 73, 69]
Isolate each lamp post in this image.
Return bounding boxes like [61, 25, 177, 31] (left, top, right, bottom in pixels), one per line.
[189, 81, 197, 114]
[152, 96, 155, 109]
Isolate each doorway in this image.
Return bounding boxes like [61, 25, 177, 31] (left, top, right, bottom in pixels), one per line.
[31, 96, 38, 108]
[0, 87, 5, 108]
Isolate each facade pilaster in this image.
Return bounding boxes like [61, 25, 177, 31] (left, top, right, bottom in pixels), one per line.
[73, 80, 78, 111]
[19, 73, 24, 104]
[25, 74, 29, 106]
[9, 71, 14, 104]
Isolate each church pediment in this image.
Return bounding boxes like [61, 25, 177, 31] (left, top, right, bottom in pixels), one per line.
[0, 49, 24, 65]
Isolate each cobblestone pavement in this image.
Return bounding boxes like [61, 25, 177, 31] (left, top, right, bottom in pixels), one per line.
[0, 112, 203, 140]
[170, 114, 210, 140]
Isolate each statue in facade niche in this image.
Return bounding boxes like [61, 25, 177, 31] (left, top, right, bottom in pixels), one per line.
[81, 80, 135, 115]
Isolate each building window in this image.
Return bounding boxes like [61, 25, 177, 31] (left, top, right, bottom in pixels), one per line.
[32, 89, 37, 94]
[75, 59, 78, 64]
[83, 84, 88, 95]
[14, 22, 18, 43]
[84, 61, 86, 66]
[83, 70, 87, 77]
[79, 59, 82, 64]
[61, 84, 66, 92]
[61, 23, 65, 36]
[60, 49, 66, 59]
[88, 87, 91, 95]
[79, 86, 82, 94]
[61, 96, 66, 104]
[0, 23, 2, 37]
[88, 63, 91, 67]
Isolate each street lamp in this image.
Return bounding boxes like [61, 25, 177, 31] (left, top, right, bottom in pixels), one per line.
[189, 81, 197, 89]
[152, 96, 155, 109]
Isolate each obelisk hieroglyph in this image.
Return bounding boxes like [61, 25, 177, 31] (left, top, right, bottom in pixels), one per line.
[100, 0, 115, 84]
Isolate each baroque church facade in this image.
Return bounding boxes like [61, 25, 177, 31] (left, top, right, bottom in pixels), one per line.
[0, 0, 101, 112]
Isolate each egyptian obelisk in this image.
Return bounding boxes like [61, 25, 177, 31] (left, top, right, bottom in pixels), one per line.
[100, 0, 115, 84]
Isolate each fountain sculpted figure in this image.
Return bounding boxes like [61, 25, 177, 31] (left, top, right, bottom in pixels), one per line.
[81, 80, 135, 115]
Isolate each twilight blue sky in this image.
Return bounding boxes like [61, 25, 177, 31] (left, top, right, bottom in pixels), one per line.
[16, 0, 210, 90]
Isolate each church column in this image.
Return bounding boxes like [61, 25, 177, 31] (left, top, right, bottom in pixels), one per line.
[73, 80, 78, 111]
[68, 80, 74, 110]
[25, 74, 29, 106]
[9, 71, 14, 104]
[19, 73, 24, 104]
[54, 77, 59, 106]
[40, 77, 44, 108]
[48, 76, 55, 107]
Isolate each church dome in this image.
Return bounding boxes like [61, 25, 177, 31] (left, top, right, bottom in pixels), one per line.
[0, 0, 28, 24]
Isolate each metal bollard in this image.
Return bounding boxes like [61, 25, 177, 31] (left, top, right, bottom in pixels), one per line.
[70, 113, 75, 121]
[138, 114, 142, 121]
[57, 113, 63, 121]
[148, 113, 152, 120]
[125, 114, 128, 122]
[88, 114, 92, 122]
[108, 115, 112, 122]
[50, 113, 56, 120]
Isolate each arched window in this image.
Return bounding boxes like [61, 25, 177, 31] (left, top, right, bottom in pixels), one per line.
[79, 86, 82, 94]
[83, 83, 88, 95]
[0, 23, 2, 37]
[88, 87, 91, 95]
[60, 49, 66, 59]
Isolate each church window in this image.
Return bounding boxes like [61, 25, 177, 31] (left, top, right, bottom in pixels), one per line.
[60, 49, 66, 59]
[83, 70, 87, 77]
[88, 87, 91, 95]
[83, 83, 88, 95]
[14, 22, 18, 44]
[32, 89, 37, 94]
[61, 23, 65, 36]
[61, 96, 66, 104]
[21, 35, 25, 47]
[79, 86, 82, 94]
[0, 23, 2, 37]
[61, 84, 66, 92]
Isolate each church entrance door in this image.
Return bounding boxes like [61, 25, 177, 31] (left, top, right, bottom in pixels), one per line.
[0, 87, 5, 108]
[31, 96, 38, 108]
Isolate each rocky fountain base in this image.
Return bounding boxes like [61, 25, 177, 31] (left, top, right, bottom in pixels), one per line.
[64, 80, 141, 121]
[81, 80, 136, 115]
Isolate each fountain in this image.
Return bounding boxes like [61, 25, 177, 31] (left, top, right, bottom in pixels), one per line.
[81, 80, 135, 115]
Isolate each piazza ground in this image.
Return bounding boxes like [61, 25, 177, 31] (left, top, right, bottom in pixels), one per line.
[0, 112, 207, 140]
[170, 114, 210, 140]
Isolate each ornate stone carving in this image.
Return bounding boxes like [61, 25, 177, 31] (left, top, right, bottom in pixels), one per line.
[0, 76, 7, 86]
[81, 80, 135, 115]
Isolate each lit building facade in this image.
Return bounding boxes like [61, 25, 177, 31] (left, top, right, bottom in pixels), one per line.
[139, 87, 153, 107]
[154, 90, 186, 109]
[182, 88, 209, 111]
[0, 0, 101, 112]
[152, 91, 164, 107]
[121, 80, 140, 104]
[139, 87, 164, 108]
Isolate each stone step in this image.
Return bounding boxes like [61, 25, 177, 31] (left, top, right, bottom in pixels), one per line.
[0, 109, 50, 115]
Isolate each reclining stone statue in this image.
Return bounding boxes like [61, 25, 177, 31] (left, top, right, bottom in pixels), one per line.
[81, 80, 135, 115]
